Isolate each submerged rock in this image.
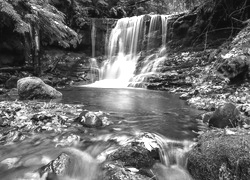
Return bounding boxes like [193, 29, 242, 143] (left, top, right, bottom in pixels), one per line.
[17, 77, 62, 100]
[208, 103, 241, 128]
[153, 163, 193, 180]
[187, 129, 250, 180]
[179, 92, 192, 100]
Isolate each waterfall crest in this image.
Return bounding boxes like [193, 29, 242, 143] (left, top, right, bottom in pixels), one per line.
[87, 14, 171, 88]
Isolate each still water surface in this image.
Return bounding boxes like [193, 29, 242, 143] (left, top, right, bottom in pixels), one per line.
[60, 87, 201, 140]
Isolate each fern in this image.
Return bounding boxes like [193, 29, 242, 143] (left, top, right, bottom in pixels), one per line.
[0, 0, 79, 48]
[0, 0, 29, 34]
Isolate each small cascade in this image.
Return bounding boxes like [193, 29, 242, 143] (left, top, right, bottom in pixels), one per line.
[88, 14, 172, 88]
[161, 15, 169, 48]
[91, 19, 96, 58]
[147, 15, 160, 52]
[89, 58, 99, 83]
[129, 46, 168, 88]
[152, 133, 194, 180]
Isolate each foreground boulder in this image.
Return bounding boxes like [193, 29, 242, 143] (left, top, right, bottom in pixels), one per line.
[187, 129, 250, 180]
[208, 103, 241, 128]
[17, 77, 62, 100]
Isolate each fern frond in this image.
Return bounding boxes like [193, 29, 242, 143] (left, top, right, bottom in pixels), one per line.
[0, 0, 29, 34]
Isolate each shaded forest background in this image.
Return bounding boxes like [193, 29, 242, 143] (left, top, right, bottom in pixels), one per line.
[0, 0, 250, 74]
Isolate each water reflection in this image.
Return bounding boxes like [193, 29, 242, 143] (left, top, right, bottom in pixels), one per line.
[60, 87, 201, 140]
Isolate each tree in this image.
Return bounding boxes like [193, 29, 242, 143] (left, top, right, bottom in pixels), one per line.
[0, 0, 79, 74]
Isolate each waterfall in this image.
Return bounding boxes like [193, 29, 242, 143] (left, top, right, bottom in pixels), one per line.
[100, 16, 145, 82]
[87, 14, 172, 88]
[91, 19, 96, 58]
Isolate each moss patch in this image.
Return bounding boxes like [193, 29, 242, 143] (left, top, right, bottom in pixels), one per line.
[187, 129, 250, 180]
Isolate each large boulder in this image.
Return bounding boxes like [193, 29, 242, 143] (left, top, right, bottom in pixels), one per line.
[215, 22, 250, 83]
[216, 55, 250, 82]
[17, 77, 62, 100]
[208, 103, 241, 128]
[187, 129, 250, 180]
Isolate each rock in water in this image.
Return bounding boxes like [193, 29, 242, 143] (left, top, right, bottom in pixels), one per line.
[39, 148, 99, 180]
[17, 77, 62, 100]
[108, 145, 155, 169]
[75, 110, 110, 128]
[208, 103, 241, 128]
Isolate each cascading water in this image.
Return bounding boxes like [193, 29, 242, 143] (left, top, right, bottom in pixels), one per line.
[87, 14, 171, 88]
[98, 16, 145, 87]
[91, 19, 96, 58]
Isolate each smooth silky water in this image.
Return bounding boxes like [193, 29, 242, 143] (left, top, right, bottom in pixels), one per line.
[0, 15, 200, 179]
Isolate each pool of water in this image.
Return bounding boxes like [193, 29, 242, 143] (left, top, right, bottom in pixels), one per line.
[0, 87, 202, 180]
[60, 87, 201, 140]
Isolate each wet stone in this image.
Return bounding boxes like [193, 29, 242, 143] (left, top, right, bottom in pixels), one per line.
[108, 144, 155, 169]
[102, 162, 152, 180]
[75, 110, 110, 128]
[39, 153, 70, 177]
[208, 102, 242, 128]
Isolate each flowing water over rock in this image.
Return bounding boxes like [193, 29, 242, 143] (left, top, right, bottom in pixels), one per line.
[88, 14, 172, 88]
[0, 87, 201, 180]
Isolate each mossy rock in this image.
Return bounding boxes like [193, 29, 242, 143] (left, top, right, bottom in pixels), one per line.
[187, 129, 250, 180]
[108, 144, 155, 169]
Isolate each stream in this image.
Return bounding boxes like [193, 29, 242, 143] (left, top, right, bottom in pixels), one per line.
[60, 87, 201, 140]
[0, 87, 201, 180]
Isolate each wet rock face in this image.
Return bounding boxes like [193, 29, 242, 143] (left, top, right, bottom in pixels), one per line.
[39, 153, 70, 177]
[187, 130, 250, 180]
[208, 103, 241, 128]
[108, 144, 155, 169]
[17, 77, 62, 100]
[38, 148, 99, 180]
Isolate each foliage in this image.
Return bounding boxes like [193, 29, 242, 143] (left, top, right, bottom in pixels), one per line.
[50, 0, 202, 29]
[0, 0, 29, 33]
[0, 0, 79, 48]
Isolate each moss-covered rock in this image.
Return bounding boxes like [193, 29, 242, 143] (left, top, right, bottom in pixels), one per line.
[187, 129, 250, 180]
[107, 144, 155, 169]
[17, 77, 62, 100]
[208, 102, 241, 128]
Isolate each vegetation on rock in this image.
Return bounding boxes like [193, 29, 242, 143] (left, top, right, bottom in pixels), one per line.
[187, 129, 250, 180]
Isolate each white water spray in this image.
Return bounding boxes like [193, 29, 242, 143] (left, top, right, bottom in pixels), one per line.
[87, 14, 171, 88]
